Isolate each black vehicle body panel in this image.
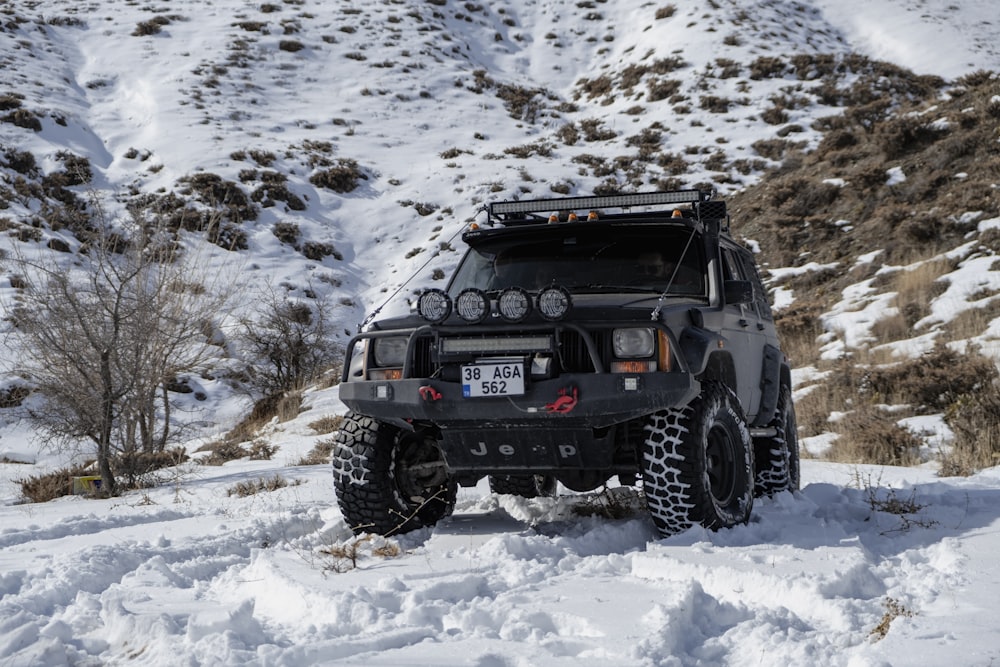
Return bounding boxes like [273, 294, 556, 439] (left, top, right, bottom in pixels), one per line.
[337, 191, 790, 482]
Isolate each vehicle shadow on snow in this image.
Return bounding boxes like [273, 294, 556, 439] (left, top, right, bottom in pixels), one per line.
[662, 477, 1000, 561]
[426, 475, 1000, 563]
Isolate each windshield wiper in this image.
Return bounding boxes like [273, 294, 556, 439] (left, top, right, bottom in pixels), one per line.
[565, 284, 659, 293]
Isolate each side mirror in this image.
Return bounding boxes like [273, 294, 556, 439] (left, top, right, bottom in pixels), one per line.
[724, 280, 754, 305]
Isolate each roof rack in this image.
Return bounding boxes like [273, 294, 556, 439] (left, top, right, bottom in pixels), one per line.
[488, 190, 708, 223]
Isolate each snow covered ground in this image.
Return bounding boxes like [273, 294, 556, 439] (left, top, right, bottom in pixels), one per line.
[4, 395, 1000, 666]
[3, 0, 1000, 664]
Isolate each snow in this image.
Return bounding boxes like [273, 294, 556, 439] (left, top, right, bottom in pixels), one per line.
[3, 0, 1000, 664]
[5, 448, 1000, 666]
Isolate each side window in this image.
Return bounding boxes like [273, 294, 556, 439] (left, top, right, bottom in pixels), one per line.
[721, 248, 742, 285]
[737, 251, 773, 321]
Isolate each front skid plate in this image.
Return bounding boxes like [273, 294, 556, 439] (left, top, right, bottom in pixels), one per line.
[440, 427, 612, 472]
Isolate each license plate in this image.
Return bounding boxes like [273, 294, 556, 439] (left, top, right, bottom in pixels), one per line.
[462, 360, 525, 397]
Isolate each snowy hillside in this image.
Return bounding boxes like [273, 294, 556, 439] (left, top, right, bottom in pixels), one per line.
[3, 0, 1000, 664]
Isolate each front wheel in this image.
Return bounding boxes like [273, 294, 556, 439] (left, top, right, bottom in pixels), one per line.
[332, 412, 456, 536]
[641, 382, 754, 537]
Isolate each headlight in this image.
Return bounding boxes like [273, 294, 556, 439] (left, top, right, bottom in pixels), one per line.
[417, 289, 452, 323]
[455, 288, 489, 323]
[373, 336, 408, 366]
[497, 287, 531, 322]
[537, 285, 571, 321]
[613, 328, 655, 358]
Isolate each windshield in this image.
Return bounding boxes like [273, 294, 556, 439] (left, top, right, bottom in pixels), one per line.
[449, 228, 706, 297]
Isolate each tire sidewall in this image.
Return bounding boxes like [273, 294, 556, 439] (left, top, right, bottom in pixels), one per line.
[692, 384, 754, 528]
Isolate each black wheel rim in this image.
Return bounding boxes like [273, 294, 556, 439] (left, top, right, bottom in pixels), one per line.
[706, 423, 738, 506]
[394, 434, 446, 501]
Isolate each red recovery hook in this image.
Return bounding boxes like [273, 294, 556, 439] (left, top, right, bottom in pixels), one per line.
[545, 386, 579, 414]
[419, 385, 443, 402]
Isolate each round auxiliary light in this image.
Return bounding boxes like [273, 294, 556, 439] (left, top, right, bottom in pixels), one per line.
[497, 287, 532, 322]
[417, 289, 452, 323]
[537, 285, 572, 321]
[455, 288, 489, 323]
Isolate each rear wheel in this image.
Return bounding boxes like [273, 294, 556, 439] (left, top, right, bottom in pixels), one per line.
[641, 382, 754, 537]
[754, 384, 800, 496]
[332, 412, 456, 536]
[489, 474, 557, 498]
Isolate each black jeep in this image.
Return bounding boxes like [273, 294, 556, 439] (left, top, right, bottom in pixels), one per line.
[333, 190, 798, 537]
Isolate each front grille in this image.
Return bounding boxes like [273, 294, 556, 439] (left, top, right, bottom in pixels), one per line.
[412, 336, 434, 377]
[557, 329, 609, 373]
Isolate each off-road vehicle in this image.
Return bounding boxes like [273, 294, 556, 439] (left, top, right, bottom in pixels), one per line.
[333, 189, 798, 537]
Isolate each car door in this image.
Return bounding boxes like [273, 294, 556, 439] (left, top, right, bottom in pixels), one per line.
[719, 245, 766, 420]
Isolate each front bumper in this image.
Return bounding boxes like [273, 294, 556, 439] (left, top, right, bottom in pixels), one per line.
[339, 372, 698, 473]
[339, 371, 696, 427]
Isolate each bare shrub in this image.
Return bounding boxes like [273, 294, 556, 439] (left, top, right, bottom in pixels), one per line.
[870, 598, 916, 641]
[941, 385, 1000, 476]
[113, 447, 189, 488]
[2, 146, 38, 175]
[55, 151, 92, 185]
[2, 108, 43, 131]
[179, 172, 257, 223]
[575, 74, 613, 101]
[829, 405, 923, 466]
[774, 303, 823, 367]
[200, 441, 249, 466]
[309, 158, 366, 193]
[11, 210, 231, 495]
[863, 344, 997, 411]
[237, 288, 343, 396]
[748, 56, 788, 80]
[647, 79, 681, 102]
[272, 221, 300, 245]
[297, 436, 336, 465]
[17, 464, 94, 503]
[227, 474, 298, 497]
[308, 415, 343, 435]
[302, 241, 341, 261]
[318, 535, 401, 573]
[132, 16, 170, 36]
[579, 119, 616, 142]
[248, 439, 278, 460]
[0, 92, 24, 111]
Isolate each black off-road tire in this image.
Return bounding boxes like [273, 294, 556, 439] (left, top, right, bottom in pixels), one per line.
[332, 412, 456, 536]
[641, 382, 754, 537]
[753, 384, 800, 497]
[489, 474, 558, 498]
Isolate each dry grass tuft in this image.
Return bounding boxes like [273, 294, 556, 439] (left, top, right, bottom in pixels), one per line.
[227, 474, 299, 497]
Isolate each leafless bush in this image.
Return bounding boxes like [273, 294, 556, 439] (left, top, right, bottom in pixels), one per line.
[16, 464, 95, 503]
[227, 474, 299, 497]
[237, 287, 343, 396]
[309, 158, 366, 193]
[318, 535, 401, 573]
[2, 108, 42, 131]
[941, 385, 1000, 476]
[863, 344, 997, 411]
[10, 208, 232, 495]
[829, 405, 923, 466]
[132, 16, 170, 36]
[179, 172, 257, 223]
[297, 436, 336, 465]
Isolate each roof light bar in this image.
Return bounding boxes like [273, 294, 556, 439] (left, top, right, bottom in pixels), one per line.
[490, 190, 704, 218]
